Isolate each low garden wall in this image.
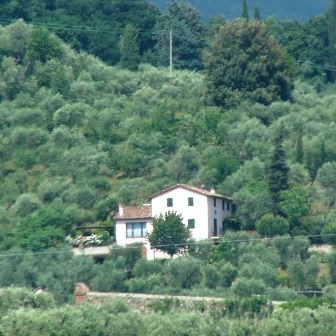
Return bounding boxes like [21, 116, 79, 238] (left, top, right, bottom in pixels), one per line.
[78, 290, 274, 318]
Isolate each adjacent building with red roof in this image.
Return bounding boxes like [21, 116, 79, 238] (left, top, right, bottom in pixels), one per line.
[114, 184, 233, 259]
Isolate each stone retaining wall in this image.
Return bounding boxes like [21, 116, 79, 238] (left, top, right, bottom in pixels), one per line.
[83, 291, 227, 313]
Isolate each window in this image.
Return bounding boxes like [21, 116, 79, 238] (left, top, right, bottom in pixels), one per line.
[126, 222, 146, 238]
[188, 219, 195, 229]
[222, 199, 225, 210]
[227, 201, 230, 211]
[167, 198, 173, 207]
[188, 197, 194, 206]
[213, 197, 217, 207]
[214, 218, 217, 236]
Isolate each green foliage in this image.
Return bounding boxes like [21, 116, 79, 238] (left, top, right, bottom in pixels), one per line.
[164, 256, 202, 289]
[132, 258, 163, 278]
[27, 28, 64, 63]
[327, 250, 336, 283]
[242, 0, 249, 20]
[268, 125, 290, 213]
[90, 261, 128, 292]
[148, 297, 179, 314]
[119, 24, 140, 71]
[327, 0, 336, 82]
[0, 287, 55, 318]
[126, 274, 164, 294]
[10, 193, 42, 217]
[322, 215, 336, 245]
[204, 19, 293, 108]
[238, 259, 278, 287]
[0, 302, 143, 336]
[148, 211, 191, 257]
[1, 14, 336, 312]
[218, 263, 238, 287]
[280, 186, 310, 230]
[109, 244, 143, 277]
[316, 161, 336, 205]
[254, 6, 261, 20]
[213, 231, 260, 265]
[221, 296, 269, 319]
[272, 235, 310, 268]
[231, 278, 267, 296]
[279, 297, 334, 311]
[0, 247, 97, 303]
[256, 213, 289, 236]
[154, 0, 205, 70]
[202, 264, 220, 289]
[14, 206, 72, 251]
[188, 239, 215, 262]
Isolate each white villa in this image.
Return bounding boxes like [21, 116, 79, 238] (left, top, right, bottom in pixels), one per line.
[114, 183, 233, 259]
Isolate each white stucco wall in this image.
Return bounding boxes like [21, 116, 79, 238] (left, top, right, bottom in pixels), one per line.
[208, 197, 233, 236]
[115, 218, 153, 246]
[152, 188, 211, 240]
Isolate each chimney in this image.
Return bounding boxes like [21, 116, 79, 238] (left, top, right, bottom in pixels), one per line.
[210, 187, 215, 194]
[119, 204, 124, 216]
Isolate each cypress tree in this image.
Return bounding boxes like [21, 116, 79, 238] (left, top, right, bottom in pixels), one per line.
[314, 139, 327, 177]
[242, 0, 249, 20]
[327, 0, 336, 82]
[119, 24, 140, 71]
[254, 6, 261, 20]
[268, 125, 289, 213]
[295, 124, 303, 164]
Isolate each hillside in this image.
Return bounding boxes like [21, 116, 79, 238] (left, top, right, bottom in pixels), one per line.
[1, 18, 336, 252]
[151, 0, 330, 21]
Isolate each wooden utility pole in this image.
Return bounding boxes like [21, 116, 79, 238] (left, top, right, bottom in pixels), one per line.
[169, 29, 173, 72]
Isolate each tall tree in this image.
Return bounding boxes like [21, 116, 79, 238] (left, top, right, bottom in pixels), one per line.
[119, 24, 140, 71]
[242, 0, 249, 20]
[148, 211, 191, 257]
[327, 0, 336, 82]
[204, 19, 294, 108]
[295, 124, 303, 164]
[268, 125, 289, 213]
[154, 0, 205, 70]
[27, 28, 64, 64]
[254, 6, 261, 20]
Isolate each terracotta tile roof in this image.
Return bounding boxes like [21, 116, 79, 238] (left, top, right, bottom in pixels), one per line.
[114, 204, 152, 220]
[150, 183, 232, 200]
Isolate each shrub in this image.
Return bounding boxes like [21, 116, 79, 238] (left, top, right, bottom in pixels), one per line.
[126, 274, 164, 294]
[256, 213, 290, 236]
[0, 287, 55, 318]
[164, 257, 202, 289]
[218, 263, 238, 288]
[132, 259, 163, 278]
[231, 278, 267, 297]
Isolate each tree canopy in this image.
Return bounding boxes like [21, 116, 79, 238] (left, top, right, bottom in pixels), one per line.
[148, 211, 191, 257]
[204, 19, 294, 108]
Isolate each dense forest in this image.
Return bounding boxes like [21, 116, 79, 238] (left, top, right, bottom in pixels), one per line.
[151, 0, 330, 22]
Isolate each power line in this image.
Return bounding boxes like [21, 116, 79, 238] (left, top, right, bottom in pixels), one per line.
[151, 233, 336, 249]
[0, 19, 167, 35]
[0, 233, 333, 258]
[297, 61, 336, 72]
